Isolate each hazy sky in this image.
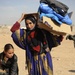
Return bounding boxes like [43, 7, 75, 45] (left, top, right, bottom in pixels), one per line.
[0, 0, 75, 25]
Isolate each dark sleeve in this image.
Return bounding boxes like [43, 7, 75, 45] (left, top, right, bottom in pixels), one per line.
[44, 30, 63, 50]
[36, 29, 48, 50]
[10, 55, 18, 75]
[40, 30, 48, 49]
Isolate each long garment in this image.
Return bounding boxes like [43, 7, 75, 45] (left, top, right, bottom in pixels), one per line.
[0, 52, 18, 75]
[10, 22, 61, 75]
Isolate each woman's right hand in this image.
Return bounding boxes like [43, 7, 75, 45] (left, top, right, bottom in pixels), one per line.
[18, 13, 25, 23]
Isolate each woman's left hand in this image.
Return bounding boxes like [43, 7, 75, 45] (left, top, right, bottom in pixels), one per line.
[45, 47, 50, 52]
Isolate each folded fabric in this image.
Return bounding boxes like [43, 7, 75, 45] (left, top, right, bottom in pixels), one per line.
[40, 0, 69, 16]
[38, 3, 72, 25]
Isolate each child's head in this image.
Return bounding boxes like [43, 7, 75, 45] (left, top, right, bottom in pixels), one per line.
[4, 43, 14, 58]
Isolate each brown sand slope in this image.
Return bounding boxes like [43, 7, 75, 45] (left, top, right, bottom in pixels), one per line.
[0, 26, 75, 75]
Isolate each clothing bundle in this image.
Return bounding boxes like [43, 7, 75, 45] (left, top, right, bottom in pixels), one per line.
[38, 0, 72, 25]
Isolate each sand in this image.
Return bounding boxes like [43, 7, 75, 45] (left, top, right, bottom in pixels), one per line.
[0, 25, 75, 75]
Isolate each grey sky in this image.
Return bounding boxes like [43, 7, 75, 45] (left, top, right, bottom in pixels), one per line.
[0, 0, 75, 25]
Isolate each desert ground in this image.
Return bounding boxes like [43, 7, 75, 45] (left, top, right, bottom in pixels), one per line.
[0, 25, 75, 75]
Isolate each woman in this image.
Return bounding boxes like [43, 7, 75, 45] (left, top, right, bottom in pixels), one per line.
[10, 13, 62, 75]
[0, 43, 18, 75]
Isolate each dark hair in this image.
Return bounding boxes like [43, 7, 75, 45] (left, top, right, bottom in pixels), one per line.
[25, 14, 37, 25]
[4, 43, 14, 52]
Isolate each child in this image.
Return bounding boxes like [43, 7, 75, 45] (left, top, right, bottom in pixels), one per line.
[0, 43, 18, 75]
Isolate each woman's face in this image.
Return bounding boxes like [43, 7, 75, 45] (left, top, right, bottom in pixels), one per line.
[4, 49, 14, 58]
[25, 19, 35, 30]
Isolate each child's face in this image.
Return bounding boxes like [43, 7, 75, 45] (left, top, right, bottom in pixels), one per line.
[4, 49, 14, 58]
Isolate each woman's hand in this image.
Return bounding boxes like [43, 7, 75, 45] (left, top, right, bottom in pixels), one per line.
[45, 47, 50, 52]
[18, 13, 25, 23]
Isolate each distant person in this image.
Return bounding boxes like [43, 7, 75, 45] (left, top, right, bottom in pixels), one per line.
[0, 43, 18, 75]
[66, 34, 75, 48]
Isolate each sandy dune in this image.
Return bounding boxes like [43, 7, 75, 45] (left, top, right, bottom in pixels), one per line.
[0, 26, 75, 75]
